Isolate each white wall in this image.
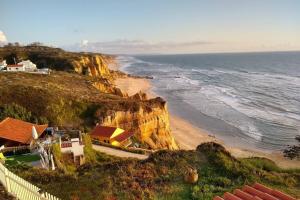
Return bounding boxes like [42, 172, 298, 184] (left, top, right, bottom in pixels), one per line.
[7, 66, 25, 71]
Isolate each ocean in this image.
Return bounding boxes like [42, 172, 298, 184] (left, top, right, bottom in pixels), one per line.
[118, 52, 300, 152]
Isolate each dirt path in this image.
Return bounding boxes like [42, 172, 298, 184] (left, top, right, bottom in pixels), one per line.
[92, 145, 148, 160]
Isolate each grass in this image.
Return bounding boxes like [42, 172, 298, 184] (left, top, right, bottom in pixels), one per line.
[10, 142, 300, 200]
[5, 154, 40, 166]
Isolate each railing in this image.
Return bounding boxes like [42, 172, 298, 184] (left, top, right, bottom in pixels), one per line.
[0, 162, 60, 200]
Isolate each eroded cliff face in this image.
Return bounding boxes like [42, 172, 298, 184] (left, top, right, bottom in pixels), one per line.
[99, 99, 179, 150]
[72, 55, 113, 77]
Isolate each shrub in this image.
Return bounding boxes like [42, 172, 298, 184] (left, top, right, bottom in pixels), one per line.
[82, 134, 97, 163]
[0, 103, 32, 121]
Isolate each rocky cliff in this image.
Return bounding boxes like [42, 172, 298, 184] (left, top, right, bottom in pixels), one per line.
[72, 55, 113, 77]
[99, 98, 179, 150]
[0, 44, 114, 78]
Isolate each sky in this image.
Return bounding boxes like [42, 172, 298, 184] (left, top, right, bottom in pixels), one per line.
[0, 0, 300, 54]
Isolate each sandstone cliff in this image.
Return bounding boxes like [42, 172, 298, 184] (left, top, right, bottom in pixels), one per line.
[72, 55, 113, 77]
[99, 98, 179, 150]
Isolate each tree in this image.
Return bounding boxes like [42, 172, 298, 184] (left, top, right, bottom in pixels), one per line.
[283, 136, 300, 160]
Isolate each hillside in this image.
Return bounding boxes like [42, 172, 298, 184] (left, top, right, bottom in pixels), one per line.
[0, 71, 177, 149]
[0, 44, 115, 77]
[10, 142, 300, 200]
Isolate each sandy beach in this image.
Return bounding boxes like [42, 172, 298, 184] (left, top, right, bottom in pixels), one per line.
[111, 66, 300, 169]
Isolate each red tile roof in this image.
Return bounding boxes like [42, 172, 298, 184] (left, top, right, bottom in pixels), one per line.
[213, 183, 296, 200]
[90, 125, 133, 142]
[113, 130, 134, 142]
[90, 126, 118, 138]
[0, 117, 48, 144]
[7, 64, 23, 67]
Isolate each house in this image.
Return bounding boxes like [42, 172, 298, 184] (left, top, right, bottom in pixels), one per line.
[0, 60, 7, 70]
[6, 60, 37, 72]
[213, 182, 296, 200]
[60, 135, 85, 166]
[90, 125, 134, 147]
[17, 60, 37, 71]
[6, 64, 25, 72]
[0, 117, 48, 146]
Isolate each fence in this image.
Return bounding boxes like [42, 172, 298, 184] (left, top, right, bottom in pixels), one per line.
[0, 162, 60, 200]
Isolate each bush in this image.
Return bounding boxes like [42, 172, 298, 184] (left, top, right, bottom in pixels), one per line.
[0, 103, 32, 122]
[82, 134, 97, 163]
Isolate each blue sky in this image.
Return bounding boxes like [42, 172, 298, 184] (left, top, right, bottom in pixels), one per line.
[0, 0, 300, 54]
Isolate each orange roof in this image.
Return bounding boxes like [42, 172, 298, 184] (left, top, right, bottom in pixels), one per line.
[213, 183, 296, 200]
[90, 126, 118, 138]
[90, 125, 133, 142]
[7, 64, 23, 67]
[0, 117, 48, 144]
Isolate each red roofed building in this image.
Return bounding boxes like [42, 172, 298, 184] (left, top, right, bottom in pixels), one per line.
[213, 183, 297, 200]
[6, 64, 25, 72]
[0, 117, 48, 146]
[90, 125, 134, 147]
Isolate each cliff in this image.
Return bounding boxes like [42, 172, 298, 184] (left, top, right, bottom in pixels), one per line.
[71, 55, 113, 77]
[100, 98, 178, 150]
[0, 44, 114, 78]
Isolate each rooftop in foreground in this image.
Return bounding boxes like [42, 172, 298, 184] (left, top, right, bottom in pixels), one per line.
[214, 183, 296, 200]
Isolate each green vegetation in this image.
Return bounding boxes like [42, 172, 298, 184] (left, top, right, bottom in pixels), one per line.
[0, 103, 48, 124]
[11, 142, 300, 200]
[82, 134, 97, 163]
[5, 154, 40, 167]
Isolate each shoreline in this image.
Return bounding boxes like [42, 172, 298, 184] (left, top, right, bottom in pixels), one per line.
[110, 64, 300, 169]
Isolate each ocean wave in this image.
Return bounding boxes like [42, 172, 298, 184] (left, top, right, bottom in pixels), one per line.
[120, 54, 300, 150]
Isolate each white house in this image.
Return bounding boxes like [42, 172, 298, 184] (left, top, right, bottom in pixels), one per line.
[6, 64, 25, 72]
[60, 137, 85, 165]
[0, 60, 7, 71]
[18, 60, 37, 71]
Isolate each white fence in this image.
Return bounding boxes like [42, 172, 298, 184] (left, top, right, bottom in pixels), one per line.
[0, 162, 60, 200]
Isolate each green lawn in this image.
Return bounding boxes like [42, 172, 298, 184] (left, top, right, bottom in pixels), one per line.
[5, 154, 40, 166]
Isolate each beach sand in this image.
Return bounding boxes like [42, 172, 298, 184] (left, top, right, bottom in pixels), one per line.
[111, 67, 300, 169]
[115, 77, 155, 97]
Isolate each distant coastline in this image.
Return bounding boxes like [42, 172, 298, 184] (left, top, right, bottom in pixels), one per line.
[112, 55, 300, 169]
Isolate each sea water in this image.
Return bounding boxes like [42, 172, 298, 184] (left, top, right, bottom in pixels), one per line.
[118, 52, 300, 152]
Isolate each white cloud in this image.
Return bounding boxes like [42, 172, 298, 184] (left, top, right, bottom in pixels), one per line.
[81, 39, 89, 46]
[64, 39, 213, 54]
[0, 31, 7, 43]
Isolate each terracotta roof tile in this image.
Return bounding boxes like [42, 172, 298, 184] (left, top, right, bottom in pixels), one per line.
[112, 130, 134, 142]
[90, 126, 118, 138]
[214, 183, 296, 200]
[0, 117, 48, 144]
[7, 64, 23, 67]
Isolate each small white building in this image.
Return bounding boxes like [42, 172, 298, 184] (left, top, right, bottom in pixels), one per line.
[0, 60, 7, 71]
[18, 60, 37, 71]
[7, 64, 25, 72]
[60, 138, 85, 165]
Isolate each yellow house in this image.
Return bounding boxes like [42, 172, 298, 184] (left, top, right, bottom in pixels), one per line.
[90, 126, 134, 147]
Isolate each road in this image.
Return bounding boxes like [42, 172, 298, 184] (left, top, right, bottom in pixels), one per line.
[92, 145, 149, 160]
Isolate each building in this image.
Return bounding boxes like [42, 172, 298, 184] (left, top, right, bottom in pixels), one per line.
[6, 64, 25, 72]
[0, 60, 7, 70]
[90, 126, 134, 147]
[6, 60, 37, 72]
[0, 117, 48, 146]
[213, 182, 296, 200]
[17, 60, 37, 71]
[60, 136, 85, 166]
